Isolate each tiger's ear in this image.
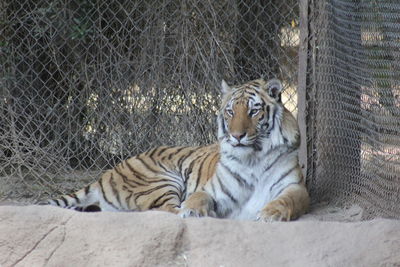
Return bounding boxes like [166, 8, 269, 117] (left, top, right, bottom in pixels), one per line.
[264, 78, 283, 101]
[221, 79, 231, 94]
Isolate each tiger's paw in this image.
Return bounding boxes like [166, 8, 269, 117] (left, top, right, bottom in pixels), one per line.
[178, 207, 216, 218]
[178, 191, 216, 218]
[256, 201, 291, 222]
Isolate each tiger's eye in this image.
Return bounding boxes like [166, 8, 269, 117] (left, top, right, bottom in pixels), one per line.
[249, 109, 260, 117]
[226, 109, 234, 116]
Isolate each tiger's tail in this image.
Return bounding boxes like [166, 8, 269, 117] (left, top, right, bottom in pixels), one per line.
[39, 182, 101, 212]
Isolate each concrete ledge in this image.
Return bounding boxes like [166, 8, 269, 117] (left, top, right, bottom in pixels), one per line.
[1, 206, 399, 267]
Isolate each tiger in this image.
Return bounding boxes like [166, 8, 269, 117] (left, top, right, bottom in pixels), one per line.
[41, 78, 309, 222]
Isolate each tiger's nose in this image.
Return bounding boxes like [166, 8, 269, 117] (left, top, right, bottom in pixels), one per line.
[231, 132, 246, 141]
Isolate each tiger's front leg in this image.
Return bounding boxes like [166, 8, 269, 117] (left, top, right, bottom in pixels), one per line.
[258, 184, 309, 222]
[179, 191, 217, 218]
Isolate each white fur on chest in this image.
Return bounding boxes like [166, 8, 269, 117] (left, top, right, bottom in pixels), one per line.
[226, 162, 275, 220]
[220, 143, 298, 220]
[228, 181, 273, 220]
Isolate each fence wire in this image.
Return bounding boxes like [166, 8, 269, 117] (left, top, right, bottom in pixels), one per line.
[306, 0, 400, 219]
[0, 0, 299, 201]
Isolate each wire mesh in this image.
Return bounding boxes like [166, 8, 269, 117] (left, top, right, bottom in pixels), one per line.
[0, 0, 300, 201]
[306, 0, 400, 219]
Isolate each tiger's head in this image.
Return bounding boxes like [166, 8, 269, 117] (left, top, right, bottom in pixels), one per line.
[217, 78, 298, 153]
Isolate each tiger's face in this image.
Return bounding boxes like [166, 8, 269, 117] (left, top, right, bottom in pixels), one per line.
[217, 78, 283, 151]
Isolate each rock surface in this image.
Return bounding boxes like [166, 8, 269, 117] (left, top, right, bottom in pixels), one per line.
[1, 205, 400, 267]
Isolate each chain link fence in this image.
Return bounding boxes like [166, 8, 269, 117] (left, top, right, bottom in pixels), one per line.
[1, 0, 300, 201]
[305, 0, 400, 219]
